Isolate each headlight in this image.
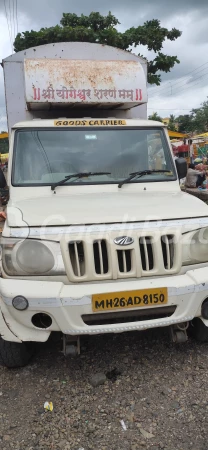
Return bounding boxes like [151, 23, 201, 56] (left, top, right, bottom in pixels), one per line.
[1, 238, 66, 276]
[15, 240, 54, 273]
[182, 227, 208, 265]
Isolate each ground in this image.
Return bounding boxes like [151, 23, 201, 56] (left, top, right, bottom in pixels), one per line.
[0, 328, 208, 450]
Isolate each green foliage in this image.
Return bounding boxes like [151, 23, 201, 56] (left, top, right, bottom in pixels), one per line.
[148, 112, 163, 122]
[0, 138, 9, 154]
[148, 53, 180, 86]
[60, 11, 120, 30]
[168, 114, 177, 131]
[177, 101, 208, 134]
[177, 114, 193, 133]
[152, 99, 208, 135]
[14, 12, 181, 85]
[190, 100, 208, 133]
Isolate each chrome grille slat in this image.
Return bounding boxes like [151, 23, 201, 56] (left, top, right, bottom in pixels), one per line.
[98, 240, 104, 275]
[139, 236, 154, 272]
[122, 250, 127, 273]
[93, 240, 109, 275]
[161, 234, 175, 270]
[117, 250, 132, 273]
[143, 237, 149, 271]
[74, 242, 81, 277]
[164, 235, 170, 270]
[68, 241, 85, 277]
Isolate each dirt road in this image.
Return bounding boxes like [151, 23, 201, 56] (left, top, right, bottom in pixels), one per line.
[0, 328, 208, 450]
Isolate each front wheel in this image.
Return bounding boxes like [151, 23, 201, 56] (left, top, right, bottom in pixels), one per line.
[0, 338, 35, 368]
[191, 318, 208, 342]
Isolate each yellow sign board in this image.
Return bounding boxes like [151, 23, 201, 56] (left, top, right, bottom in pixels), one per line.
[0, 133, 8, 139]
[54, 119, 126, 127]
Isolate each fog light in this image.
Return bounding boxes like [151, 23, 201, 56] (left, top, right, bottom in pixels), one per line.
[201, 299, 208, 320]
[12, 296, 28, 311]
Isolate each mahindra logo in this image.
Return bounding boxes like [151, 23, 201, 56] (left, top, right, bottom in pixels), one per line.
[114, 236, 134, 246]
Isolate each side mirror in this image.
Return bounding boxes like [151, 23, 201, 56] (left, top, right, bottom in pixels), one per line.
[0, 168, 6, 188]
[175, 158, 187, 180]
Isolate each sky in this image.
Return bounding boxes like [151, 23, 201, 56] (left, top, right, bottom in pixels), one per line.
[0, 0, 208, 130]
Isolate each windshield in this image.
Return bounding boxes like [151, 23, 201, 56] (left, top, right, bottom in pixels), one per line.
[12, 127, 176, 186]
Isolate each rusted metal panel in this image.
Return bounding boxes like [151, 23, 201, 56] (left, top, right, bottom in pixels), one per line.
[24, 59, 147, 108]
[3, 43, 148, 133]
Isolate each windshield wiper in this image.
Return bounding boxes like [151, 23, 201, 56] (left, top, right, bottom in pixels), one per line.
[51, 172, 111, 191]
[118, 170, 172, 188]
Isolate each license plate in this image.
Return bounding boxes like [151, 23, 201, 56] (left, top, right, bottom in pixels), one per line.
[92, 288, 168, 312]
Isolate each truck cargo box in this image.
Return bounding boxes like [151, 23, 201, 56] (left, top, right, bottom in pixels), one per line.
[24, 58, 146, 110]
[2, 42, 148, 134]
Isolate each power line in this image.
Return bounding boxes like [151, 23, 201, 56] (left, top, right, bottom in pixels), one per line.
[12, 0, 18, 42]
[4, 0, 13, 53]
[149, 60, 208, 93]
[12, 0, 16, 41]
[148, 79, 208, 112]
[15, 0, 18, 35]
[8, 0, 13, 43]
[149, 70, 208, 98]
[148, 108, 193, 111]
[148, 79, 208, 113]
[149, 69, 208, 100]
[7, 0, 17, 50]
[170, 72, 208, 97]
[10, 0, 16, 46]
[149, 68, 208, 97]
[149, 60, 208, 96]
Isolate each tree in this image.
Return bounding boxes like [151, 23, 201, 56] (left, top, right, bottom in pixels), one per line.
[191, 100, 208, 134]
[0, 137, 9, 154]
[148, 112, 163, 122]
[14, 12, 181, 85]
[176, 100, 208, 134]
[176, 99, 208, 134]
[177, 115, 193, 133]
[168, 114, 176, 131]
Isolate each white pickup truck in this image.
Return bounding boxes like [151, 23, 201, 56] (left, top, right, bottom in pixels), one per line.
[0, 42, 208, 368]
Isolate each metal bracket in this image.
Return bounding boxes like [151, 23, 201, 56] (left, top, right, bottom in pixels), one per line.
[63, 334, 81, 356]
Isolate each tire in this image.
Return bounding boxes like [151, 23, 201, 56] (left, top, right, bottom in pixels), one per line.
[0, 338, 35, 368]
[191, 318, 208, 342]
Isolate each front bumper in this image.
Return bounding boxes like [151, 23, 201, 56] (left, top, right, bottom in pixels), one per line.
[1, 267, 208, 343]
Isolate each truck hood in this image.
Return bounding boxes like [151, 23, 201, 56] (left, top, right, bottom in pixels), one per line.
[7, 190, 208, 227]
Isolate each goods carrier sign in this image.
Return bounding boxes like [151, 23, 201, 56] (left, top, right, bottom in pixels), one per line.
[54, 119, 127, 126]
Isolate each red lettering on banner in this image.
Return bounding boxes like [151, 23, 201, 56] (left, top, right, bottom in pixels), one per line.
[136, 89, 142, 101]
[33, 87, 41, 101]
[42, 87, 55, 100]
[31, 86, 143, 102]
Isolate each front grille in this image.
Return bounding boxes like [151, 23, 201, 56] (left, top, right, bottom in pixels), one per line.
[66, 231, 180, 282]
